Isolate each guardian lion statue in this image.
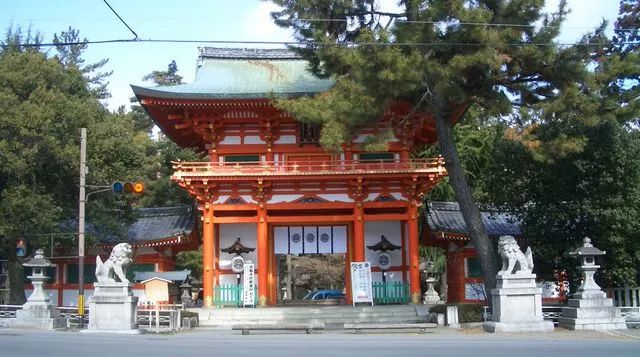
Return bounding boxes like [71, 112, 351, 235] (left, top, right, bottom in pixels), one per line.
[95, 243, 133, 283]
[497, 235, 534, 275]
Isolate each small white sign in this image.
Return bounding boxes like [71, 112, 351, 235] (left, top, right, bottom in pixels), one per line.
[243, 263, 255, 307]
[350, 262, 374, 306]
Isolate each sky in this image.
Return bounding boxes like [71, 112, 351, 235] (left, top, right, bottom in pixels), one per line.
[0, 0, 621, 111]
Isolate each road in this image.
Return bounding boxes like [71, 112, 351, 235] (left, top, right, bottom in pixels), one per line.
[0, 328, 638, 357]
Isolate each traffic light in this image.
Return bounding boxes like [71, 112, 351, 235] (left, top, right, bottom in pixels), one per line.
[112, 181, 145, 195]
[16, 239, 26, 257]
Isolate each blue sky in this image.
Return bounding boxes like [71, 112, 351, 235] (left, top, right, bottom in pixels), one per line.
[1, 0, 620, 111]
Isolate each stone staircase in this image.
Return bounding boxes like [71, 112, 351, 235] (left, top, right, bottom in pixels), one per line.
[193, 305, 430, 328]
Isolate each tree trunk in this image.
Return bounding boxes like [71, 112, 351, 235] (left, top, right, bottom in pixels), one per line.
[7, 236, 26, 305]
[432, 103, 498, 303]
[285, 254, 292, 300]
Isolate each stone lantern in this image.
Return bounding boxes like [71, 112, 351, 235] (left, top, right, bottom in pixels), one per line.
[558, 237, 627, 330]
[11, 249, 65, 329]
[571, 237, 607, 299]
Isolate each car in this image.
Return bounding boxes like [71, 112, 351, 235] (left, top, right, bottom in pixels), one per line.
[302, 289, 345, 300]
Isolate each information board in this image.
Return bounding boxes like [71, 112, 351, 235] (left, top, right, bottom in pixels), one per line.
[242, 263, 255, 307]
[350, 262, 374, 306]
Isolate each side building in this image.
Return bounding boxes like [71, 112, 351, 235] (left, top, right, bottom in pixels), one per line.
[24, 206, 198, 306]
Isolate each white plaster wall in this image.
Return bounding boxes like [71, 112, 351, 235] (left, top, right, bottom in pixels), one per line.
[62, 289, 94, 307]
[317, 194, 353, 202]
[136, 246, 156, 255]
[219, 272, 258, 286]
[214, 195, 229, 204]
[220, 136, 241, 145]
[371, 271, 403, 283]
[274, 135, 296, 144]
[218, 224, 258, 270]
[391, 192, 405, 201]
[269, 194, 303, 203]
[240, 195, 256, 203]
[23, 289, 58, 306]
[364, 221, 403, 271]
[244, 135, 265, 144]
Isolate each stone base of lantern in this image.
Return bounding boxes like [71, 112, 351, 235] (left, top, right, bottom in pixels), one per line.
[8, 304, 66, 329]
[559, 292, 627, 330]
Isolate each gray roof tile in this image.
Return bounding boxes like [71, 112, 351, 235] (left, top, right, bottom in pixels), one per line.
[427, 201, 521, 237]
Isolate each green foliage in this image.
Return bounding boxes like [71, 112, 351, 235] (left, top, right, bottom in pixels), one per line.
[142, 60, 183, 86]
[0, 26, 159, 303]
[419, 246, 446, 275]
[175, 249, 202, 279]
[486, 120, 640, 286]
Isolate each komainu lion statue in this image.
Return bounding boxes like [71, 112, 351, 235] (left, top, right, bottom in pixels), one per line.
[497, 235, 534, 275]
[95, 243, 133, 283]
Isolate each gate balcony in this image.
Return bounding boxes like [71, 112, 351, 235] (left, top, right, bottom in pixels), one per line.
[172, 158, 446, 182]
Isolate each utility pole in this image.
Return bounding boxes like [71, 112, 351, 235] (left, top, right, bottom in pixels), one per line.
[78, 128, 87, 327]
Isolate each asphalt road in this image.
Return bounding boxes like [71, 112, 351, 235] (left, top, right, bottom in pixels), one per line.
[0, 328, 638, 357]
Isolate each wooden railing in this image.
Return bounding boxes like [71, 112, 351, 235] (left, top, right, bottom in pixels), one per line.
[214, 284, 258, 307]
[172, 158, 446, 178]
[605, 286, 640, 307]
[372, 281, 410, 305]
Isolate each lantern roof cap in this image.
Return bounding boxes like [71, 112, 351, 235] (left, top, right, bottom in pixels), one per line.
[221, 238, 255, 255]
[570, 237, 606, 256]
[367, 235, 402, 252]
[22, 249, 53, 268]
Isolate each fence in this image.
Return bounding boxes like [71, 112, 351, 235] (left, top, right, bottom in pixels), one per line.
[605, 286, 640, 307]
[372, 281, 409, 305]
[483, 306, 563, 325]
[214, 284, 258, 307]
[0, 304, 184, 332]
[137, 305, 183, 333]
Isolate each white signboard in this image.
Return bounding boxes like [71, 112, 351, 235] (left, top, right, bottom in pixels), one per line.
[242, 263, 255, 307]
[350, 262, 374, 306]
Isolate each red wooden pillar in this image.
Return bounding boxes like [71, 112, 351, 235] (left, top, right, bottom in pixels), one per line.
[202, 203, 215, 308]
[400, 149, 410, 163]
[353, 203, 365, 262]
[257, 206, 269, 306]
[407, 203, 421, 304]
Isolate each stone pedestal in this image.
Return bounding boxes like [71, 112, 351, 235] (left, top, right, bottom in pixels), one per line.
[423, 277, 444, 305]
[85, 282, 139, 334]
[483, 274, 554, 333]
[11, 303, 66, 329]
[559, 295, 627, 330]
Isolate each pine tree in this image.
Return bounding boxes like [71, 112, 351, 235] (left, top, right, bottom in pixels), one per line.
[268, 0, 610, 293]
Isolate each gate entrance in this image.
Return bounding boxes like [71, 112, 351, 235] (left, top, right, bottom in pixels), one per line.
[274, 225, 347, 304]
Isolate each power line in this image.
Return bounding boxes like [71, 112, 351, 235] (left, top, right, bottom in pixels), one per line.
[102, 0, 138, 40]
[3, 38, 635, 49]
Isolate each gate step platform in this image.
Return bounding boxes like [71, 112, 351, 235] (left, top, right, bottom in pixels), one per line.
[193, 305, 430, 329]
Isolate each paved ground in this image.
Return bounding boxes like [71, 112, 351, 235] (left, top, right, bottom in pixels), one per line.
[0, 326, 638, 357]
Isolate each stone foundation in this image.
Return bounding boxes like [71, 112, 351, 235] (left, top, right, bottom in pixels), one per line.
[85, 282, 139, 334]
[483, 274, 554, 333]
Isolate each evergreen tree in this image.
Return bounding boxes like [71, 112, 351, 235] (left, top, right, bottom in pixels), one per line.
[268, 0, 606, 293]
[0, 27, 149, 304]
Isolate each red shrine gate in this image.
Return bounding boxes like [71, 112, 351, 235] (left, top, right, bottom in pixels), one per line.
[133, 47, 465, 307]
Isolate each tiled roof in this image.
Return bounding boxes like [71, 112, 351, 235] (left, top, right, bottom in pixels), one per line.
[427, 201, 521, 238]
[127, 206, 195, 243]
[199, 47, 301, 59]
[131, 47, 334, 100]
[134, 270, 191, 283]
